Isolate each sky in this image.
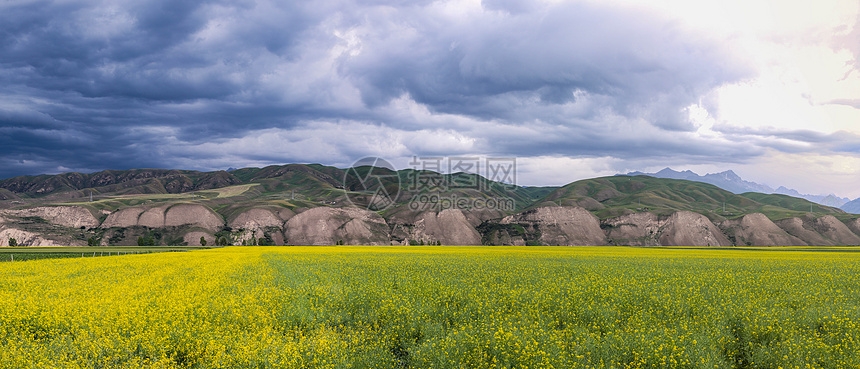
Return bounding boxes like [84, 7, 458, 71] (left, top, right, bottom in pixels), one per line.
[1, 0, 859, 198]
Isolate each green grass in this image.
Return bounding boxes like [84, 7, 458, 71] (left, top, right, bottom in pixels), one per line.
[196, 183, 260, 198]
[0, 246, 210, 262]
[0, 253, 121, 262]
[0, 246, 209, 253]
[740, 192, 855, 221]
[1, 246, 859, 367]
[55, 193, 203, 207]
[542, 175, 845, 221]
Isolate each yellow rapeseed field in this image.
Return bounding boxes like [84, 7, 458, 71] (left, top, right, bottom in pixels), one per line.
[0, 246, 859, 368]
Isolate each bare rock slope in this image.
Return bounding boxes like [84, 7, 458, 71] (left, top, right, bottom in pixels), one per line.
[284, 207, 389, 245]
[848, 218, 860, 238]
[229, 208, 284, 230]
[102, 204, 224, 231]
[101, 207, 145, 228]
[658, 211, 732, 247]
[184, 231, 216, 246]
[7, 206, 99, 228]
[165, 204, 224, 231]
[774, 216, 860, 246]
[411, 209, 482, 245]
[721, 213, 806, 246]
[775, 217, 832, 246]
[0, 227, 57, 246]
[602, 212, 661, 246]
[811, 215, 860, 246]
[138, 207, 168, 228]
[229, 208, 287, 245]
[502, 206, 606, 246]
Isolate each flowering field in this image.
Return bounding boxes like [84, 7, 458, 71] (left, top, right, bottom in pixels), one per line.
[1, 246, 859, 368]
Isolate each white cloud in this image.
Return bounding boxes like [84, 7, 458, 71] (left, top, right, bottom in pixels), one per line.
[515, 156, 619, 186]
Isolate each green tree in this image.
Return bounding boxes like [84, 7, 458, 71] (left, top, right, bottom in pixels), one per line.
[137, 236, 155, 246]
[200, 237, 207, 246]
[258, 232, 275, 246]
[8, 238, 17, 247]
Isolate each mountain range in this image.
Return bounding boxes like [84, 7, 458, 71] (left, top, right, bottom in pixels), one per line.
[621, 168, 854, 209]
[0, 164, 858, 247]
[843, 198, 860, 214]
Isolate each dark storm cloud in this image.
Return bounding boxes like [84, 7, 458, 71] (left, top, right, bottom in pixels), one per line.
[470, 117, 767, 162]
[0, 0, 770, 180]
[343, 1, 749, 125]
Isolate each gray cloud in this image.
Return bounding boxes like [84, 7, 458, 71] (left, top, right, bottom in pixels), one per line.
[712, 125, 860, 155]
[0, 0, 827, 183]
[826, 98, 860, 109]
[345, 2, 751, 123]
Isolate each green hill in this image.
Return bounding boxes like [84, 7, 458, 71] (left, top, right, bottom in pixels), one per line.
[1, 167, 858, 247]
[0, 164, 558, 217]
[536, 175, 845, 222]
[0, 166, 845, 224]
[740, 192, 838, 215]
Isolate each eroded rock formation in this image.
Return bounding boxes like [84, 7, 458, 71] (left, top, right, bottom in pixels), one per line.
[501, 206, 606, 246]
[284, 207, 390, 245]
[721, 213, 806, 246]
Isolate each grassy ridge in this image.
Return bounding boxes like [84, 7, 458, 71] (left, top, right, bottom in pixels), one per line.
[24, 164, 557, 217]
[0, 246, 858, 367]
[740, 192, 837, 214]
[542, 175, 846, 221]
[5, 164, 847, 225]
